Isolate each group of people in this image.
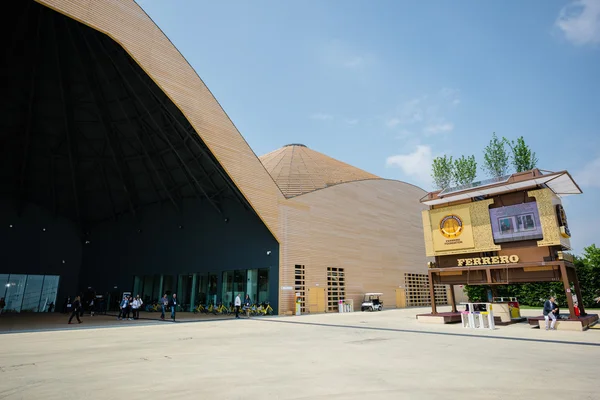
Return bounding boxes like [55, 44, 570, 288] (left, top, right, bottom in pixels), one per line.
[118, 294, 144, 321]
[117, 293, 179, 321]
[159, 293, 178, 321]
[233, 293, 253, 319]
[542, 295, 600, 330]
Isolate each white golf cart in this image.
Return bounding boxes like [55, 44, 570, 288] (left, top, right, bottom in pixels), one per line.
[361, 293, 383, 312]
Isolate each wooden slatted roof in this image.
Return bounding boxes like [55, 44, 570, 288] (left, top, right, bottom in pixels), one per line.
[260, 144, 380, 198]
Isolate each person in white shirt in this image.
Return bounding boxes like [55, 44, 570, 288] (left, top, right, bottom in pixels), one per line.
[234, 294, 241, 319]
[131, 295, 143, 320]
[543, 296, 558, 330]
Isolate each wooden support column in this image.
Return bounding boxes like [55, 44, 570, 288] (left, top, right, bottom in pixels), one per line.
[559, 263, 576, 319]
[429, 270, 437, 315]
[449, 284, 457, 313]
[571, 267, 586, 316]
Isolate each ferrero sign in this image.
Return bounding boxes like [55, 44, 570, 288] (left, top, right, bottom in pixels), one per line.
[457, 254, 519, 266]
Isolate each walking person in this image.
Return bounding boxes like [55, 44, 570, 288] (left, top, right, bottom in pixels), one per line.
[543, 296, 558, 330]
[125, 295, 134, 320]
[160, 294, 169, 320]
[234, 294, 241, 319]
[118, 295, 129, 320]
[68, 296, 83, 324]
[244, 294, 252, 317]
[169, 293, 178, 321]
[89, 298, 95, 316]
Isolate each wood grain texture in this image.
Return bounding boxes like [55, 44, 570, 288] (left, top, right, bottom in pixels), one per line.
[277, 179, 430, 314]
[260, 145, 380, 198]
[39, 0, 431, 315]
[37, 0, 284, 240]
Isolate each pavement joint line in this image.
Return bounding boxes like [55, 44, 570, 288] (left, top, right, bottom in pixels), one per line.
[256, 318, 600, 348]
[0, 315, 251, 335]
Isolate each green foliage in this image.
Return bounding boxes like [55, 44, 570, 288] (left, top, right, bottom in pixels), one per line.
[464, 245, 600, 309]
[509, 136, 538, 172]
[452, 155, 477, 186]
[463, 285, 487, 302]
[431, 155, 453, 190]
[574, 244, 600, 306]
[482, 133, 510, 178]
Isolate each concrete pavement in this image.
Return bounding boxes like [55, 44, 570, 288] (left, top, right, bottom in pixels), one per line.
[1, 307, 598, 399]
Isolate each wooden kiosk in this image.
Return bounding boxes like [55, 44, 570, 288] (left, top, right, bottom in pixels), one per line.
[417, 169, 598, 331]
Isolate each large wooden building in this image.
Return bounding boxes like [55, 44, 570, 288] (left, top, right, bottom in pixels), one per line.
[0, 0, 430, 315]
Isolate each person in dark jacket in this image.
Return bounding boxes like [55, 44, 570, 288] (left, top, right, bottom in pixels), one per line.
[160, 294, 169, 320]
[169, 294, 178, 321]
[68, 296, 82, 324]
[118, 295, 129, 320]
[543, 296, 558, 330]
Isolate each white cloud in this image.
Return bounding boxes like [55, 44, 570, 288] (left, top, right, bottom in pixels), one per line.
[576, 157, 600, 187]
[322, 39, 375, 69]
[556, 0, 600, 45]
[310, 113, 333, 121]
[424, 123, 454, 134]
[386, 118, 401, 128]
[345, 119, 359, 126]
[386, 145, 433, 188]
[343, 57, 365, 68]
[397, 97, 425, 124]
[440, 87, 461, 106]
[385, 90, 459, 132]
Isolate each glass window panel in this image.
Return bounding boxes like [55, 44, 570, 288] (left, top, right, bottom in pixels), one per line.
[208, 273, 218, 305]
[143, 275, 154, 304]
[152, 275, 161, 301]
[21, 275, 44, 312]
[4, 274, 27, 313]
[221, 271, 233, 306]
[133, 276, 143, 299]
[258, 268, 269, 304]
[233, 270, 246, 305]
[0, 274, 9, 304]
[197, 274, 208, 306]
[39, 275, 59, 312]
[177, 274, 193, 310]
[163, 275, 174, 296]
[246, 269, 258, 304]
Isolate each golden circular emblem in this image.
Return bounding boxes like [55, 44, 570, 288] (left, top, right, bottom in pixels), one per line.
[440, 215, 463, 238]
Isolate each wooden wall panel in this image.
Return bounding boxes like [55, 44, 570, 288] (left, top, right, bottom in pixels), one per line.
[39, 0, 431, 316]
[279, 180, 430, 314]
[38, 0, 284, 241]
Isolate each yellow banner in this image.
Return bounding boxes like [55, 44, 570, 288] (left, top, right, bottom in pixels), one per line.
[430, 205, 475, 252]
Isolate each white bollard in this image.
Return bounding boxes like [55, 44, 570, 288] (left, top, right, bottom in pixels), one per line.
[461, 312, 469, 328]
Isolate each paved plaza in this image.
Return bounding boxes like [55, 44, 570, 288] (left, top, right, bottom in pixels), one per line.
[1, 307, 599, 400]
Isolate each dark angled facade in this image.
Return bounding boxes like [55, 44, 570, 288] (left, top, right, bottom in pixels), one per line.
[1, 0, 430, 316]
[1, 0, 279, 313]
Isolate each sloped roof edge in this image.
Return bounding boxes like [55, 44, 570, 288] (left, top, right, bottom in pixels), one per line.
[38, 0, 284, 240]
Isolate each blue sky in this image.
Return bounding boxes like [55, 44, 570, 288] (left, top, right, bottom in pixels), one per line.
[137, 0, 600, 254]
